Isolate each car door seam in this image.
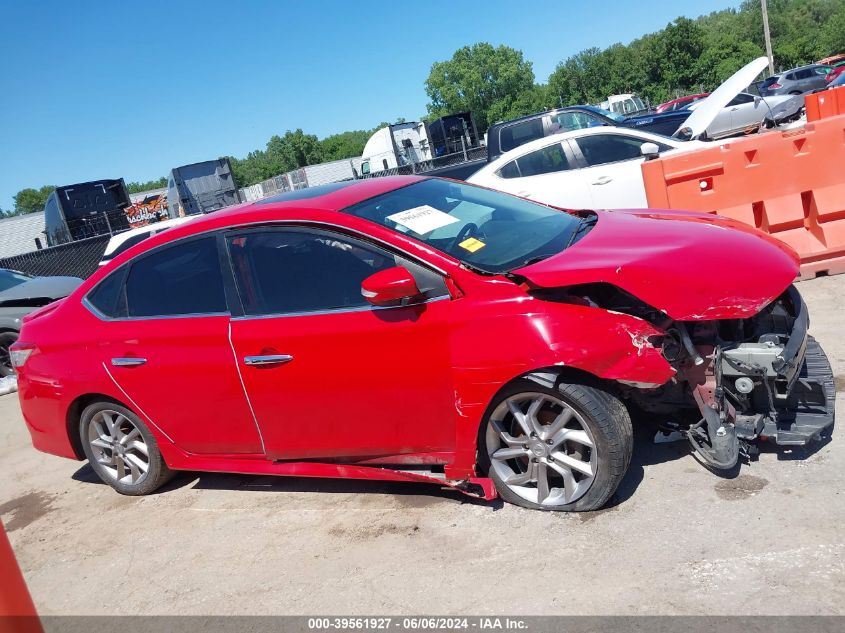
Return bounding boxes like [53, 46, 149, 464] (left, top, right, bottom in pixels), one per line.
[102, 361, 175, 444]
[227, 320, 266, 454]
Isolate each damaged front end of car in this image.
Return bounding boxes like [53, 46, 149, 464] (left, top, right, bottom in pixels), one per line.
[655, 285, 834, 468]
[531, 281, 835, 470]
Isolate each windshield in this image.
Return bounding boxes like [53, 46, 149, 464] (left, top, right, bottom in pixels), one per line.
[586, 106, 625, 123]
[0, 269, 33, 292]
[341, 179, 589, 274]
[610, 96, 647, 116]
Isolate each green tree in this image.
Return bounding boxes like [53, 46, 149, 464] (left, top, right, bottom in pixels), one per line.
[425, 42, 536, 130]
[265, 129, 324, 174]
[125, 177, 167, 193]
[320, 130, 372, 161]
[13, 185, 55, 214]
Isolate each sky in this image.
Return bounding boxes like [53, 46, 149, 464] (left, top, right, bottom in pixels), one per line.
[0, 0, 743, 210]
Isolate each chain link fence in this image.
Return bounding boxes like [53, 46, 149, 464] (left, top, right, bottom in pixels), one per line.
[0, 234, 110, 279]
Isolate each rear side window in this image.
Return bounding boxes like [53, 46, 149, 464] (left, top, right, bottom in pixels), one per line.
[498, 143, 572, 179]
[576, 134, 672, 167]
[87, 269, 127, 318]
[499, 119, 545, 153]
[125, 237, 226, 317]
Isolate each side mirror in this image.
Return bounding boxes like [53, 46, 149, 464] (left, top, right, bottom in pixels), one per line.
[361, 266, 421, 307]
[640, 142, 660, 160]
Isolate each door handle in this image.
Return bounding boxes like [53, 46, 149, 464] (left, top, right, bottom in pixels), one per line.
[243, 354, 293, 366]
[592, 176, 613, 185]
[111, 357, 147, 367]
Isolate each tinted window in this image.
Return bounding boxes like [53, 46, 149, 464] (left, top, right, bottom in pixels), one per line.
[125, 237, 226, 317]
[795, 69, 812, 80]
[87, 270, 126, 317]
[228, 231, 446, 316]
[506, 144, 571, 178]
[550, 111, 602, 132]
[0, 269, 32, 292]
[497, 160, 522, 179]
[727, 94, 754, 106]
[576, 134, 671, 167]
[499, 119, 545, 153]
[815, 66, 831, 75]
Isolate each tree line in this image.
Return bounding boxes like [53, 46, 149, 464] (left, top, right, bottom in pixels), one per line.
[6, 0, 842, 216]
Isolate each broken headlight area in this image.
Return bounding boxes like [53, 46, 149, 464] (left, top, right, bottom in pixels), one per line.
[534, 283, 835, 470]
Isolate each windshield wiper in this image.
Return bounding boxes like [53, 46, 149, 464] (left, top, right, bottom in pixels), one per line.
[565, 214, 598, 248]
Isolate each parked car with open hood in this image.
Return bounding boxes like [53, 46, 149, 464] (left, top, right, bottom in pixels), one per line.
[12, 177, 833, 511]
[0, 269, 82, 376]
[682, 92, 804, 140]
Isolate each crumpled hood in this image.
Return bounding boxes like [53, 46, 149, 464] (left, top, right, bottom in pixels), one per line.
[0, 276, 83, 304]
[514, 209, 799, 321]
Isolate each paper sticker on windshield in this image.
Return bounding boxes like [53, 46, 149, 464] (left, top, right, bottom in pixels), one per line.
[386, 205, 459, 235]
[458, 237, 486, 253]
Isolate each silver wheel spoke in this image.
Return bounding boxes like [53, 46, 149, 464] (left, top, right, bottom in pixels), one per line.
[120, 427, 140, 446]
[102, 412, 116, 437]
[552, 451, 593, 477]
[551, 428, 594, 450]
[536, 462, 551, 504]
[548, 460, 577, 503]
[543, 409, 573, 441]
[492, 447, 528, 461]
[525, 396, 545, 435]
[490, 419, 525, 446]
[90, 437, 112, 450]
[115, 455, 126, 480]
[128, 440, 148, 457]
[504, 462, 536, 485]
[507, 400, 532, 436]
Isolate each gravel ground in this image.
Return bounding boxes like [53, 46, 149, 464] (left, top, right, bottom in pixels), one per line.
[1, 275, 842, 616]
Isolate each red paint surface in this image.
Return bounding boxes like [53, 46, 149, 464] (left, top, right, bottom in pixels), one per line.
[13, 176, 796, 493]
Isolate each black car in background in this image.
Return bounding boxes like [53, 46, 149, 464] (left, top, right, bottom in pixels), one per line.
[483, 105, 691, 162]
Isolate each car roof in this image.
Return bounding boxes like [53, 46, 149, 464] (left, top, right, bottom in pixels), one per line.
[489, 105, 610, 129]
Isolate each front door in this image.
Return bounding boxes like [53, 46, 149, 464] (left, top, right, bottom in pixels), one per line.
[570, 134, 670, 208]
[89, 235, 263, 455]
[226, 227, 456, 461]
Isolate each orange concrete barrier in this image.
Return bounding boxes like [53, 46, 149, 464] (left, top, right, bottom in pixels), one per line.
[805, 85, 845, 121]
[0, 521, 42, 633]
[643, 114, 845, 279]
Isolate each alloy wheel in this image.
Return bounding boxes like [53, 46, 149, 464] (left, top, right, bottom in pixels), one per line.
[486, 393, 597, 507]
[87, 409, 150, 485]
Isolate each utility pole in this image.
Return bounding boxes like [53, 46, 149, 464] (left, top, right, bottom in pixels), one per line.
[761, 0, 775, 74]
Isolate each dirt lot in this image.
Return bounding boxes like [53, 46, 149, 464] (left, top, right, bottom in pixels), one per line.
[1, 275, 843, 616]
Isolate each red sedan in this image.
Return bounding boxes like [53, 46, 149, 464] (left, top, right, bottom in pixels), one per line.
[11, 177, 834, 511]
[655, 93, 710, 113]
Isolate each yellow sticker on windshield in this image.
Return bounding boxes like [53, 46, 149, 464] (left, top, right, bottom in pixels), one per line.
[458, 237, 486, 253]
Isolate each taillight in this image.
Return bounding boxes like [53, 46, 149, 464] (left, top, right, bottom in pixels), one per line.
[9, 342, 35, 369]
[768, 83, 782, 89]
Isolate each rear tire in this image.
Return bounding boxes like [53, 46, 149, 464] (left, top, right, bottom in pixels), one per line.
[0, 331, 18, 378]
[79, 401, 174, 495]
[480, 379, 632, 512]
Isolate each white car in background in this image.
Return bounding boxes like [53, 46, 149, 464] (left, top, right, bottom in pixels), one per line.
[468, 127, 709, 209]
[682, 92, 804, 140]
[99, 216, 196, 266]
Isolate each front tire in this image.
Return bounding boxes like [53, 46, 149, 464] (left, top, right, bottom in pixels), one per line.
[480, 379, 632, 512]
[80, 401, 173, 495]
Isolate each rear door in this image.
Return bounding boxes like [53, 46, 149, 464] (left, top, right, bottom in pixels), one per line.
[226, 226, 456, 461]
[491, 141, 592, 209]
[727, 94, 762, 134]
[570, 133, 673, 208]
[87, 235, 263, 455]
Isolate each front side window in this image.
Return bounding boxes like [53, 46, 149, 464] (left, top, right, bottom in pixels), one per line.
[576, 134, 672, 167]
[125, 237, 226, 317]
[227, 231, 446, 316]
[341, 179, 587, 274]
[550, 111, 602, 132]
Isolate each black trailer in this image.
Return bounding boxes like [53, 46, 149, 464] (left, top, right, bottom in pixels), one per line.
[43, 179, 131, 246]
[167, 158, 240, 217]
